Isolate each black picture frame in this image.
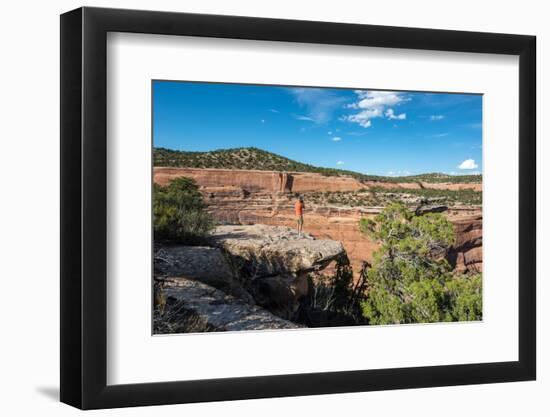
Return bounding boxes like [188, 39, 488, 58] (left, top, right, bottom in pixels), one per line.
[60, 6, 536, 410]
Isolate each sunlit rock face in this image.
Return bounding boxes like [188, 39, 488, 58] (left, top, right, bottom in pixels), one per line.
[154, 167, 482, 192]
[154, 167, 482, 276]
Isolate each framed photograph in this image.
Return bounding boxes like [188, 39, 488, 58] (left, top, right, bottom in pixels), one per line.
[60, 6, 536, 409]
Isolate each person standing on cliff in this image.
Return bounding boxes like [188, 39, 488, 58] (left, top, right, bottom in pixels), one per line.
[295, 195, 305, 236]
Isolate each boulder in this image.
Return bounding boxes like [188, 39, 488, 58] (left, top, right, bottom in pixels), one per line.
[208, 224, 346, 277]
[161, 278, 301, 332]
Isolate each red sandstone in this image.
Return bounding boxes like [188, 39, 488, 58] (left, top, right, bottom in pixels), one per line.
[154, 167, 483, 276]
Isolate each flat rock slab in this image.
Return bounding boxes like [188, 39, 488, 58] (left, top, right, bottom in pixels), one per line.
[209, 224, 346, 277]
[154, 245, 233, 280]
[154, 245, 253, 303]
[163, 278, 300, 331]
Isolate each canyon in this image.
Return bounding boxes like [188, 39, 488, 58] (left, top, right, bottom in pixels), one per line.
[153, 167, 483, 277]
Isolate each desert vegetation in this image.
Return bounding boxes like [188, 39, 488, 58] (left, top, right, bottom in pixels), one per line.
[153, 177, 215, 244]
[390, 172, 482, 184]
[369, 186, 482, 205]
[359, 203, 482, 324]
[290, 187, 481, 207]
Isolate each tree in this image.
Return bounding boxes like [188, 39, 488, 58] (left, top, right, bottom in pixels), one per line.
[444, 273, 482, 321]
[153, 177, 215, 244]
[359, 202, 482, 324]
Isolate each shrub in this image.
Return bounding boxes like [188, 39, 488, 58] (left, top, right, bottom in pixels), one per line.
[153, 177, 215, 244]
[359, 202, 482, 324]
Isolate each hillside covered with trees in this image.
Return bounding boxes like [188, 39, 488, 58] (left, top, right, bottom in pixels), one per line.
[154, 147, 482, 184]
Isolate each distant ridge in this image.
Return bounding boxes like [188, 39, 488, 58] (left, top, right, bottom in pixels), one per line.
[154, 147, 482, 184]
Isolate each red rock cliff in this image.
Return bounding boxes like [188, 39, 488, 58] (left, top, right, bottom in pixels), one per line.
[154, 167, 481, 193]
[154, 167, 482, 276]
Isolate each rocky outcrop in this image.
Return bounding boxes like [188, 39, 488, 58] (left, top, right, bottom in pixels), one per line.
[154, 225, 347, 326]
[162, 278, 300, 331]
[209, 224, 346, 276]
[207, 225, 347, 319]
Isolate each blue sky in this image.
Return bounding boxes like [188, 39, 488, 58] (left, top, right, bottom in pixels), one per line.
[153, 81, 482, 176]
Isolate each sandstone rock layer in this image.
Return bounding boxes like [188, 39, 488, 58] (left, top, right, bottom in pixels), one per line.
[154, 167, 483, 275]
[154, 167, 482, 193]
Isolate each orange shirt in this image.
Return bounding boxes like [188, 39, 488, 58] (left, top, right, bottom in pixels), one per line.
[295, 200, 305, 216]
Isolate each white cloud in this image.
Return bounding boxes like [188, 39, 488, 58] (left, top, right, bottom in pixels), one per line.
[336, 161, 345, 165]
[458, 159, 479, 170]
[433, 133, 449, 138]
[261, 119, 266, 123]
[343, 90, 408, 128]
[269, 108, 280, 113]
[385, 108, 406, 120]
[290, 88, 348, 124]
[328, 131, 332, 135]
[343, 116, 372, 128]
[294, 115, 315, 122]
[354, 90, 405, 108]
[430, 115, 445, 121]
[331, 137, 342, 142]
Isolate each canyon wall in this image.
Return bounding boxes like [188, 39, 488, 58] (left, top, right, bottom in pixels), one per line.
[154, 167, 482, 193]
[154, 167, 482, 276]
